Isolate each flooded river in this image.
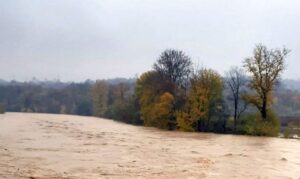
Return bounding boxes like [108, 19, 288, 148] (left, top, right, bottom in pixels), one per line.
[0, 113, 299, 178]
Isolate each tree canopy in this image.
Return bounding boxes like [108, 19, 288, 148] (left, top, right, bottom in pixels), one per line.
[244, 44, 289, 120]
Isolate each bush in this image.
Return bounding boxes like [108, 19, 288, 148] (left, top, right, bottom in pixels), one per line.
[225, 116, 235, 132]
[283, 127, 292, 138]
[176, 112, 195, 132]
[283, 122, 300, 138]
[240, 111, 280, 137]
[0, 103, 5, 114]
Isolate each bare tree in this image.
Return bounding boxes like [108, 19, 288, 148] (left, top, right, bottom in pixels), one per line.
[226, 66, 248, 132]
[153, 49, 193, 111]
[243, 44, 289, 120]
[153, 49, 192, 89]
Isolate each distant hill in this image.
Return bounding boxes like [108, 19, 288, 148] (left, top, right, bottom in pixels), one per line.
[281, 79, 300, 91]
[0, 79, 9, 85]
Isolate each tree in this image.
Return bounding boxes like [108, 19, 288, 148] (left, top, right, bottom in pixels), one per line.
[91, 80, 108, 117]
[153, 49, 193, 111]
[226, 66, 248, 132]
[188, 68, 224, 131]
[109, 82, 132, 123]
[244, 44, 289, 120]
[76, 101, 92, 116]
[136, 71, 175, 129]
[153, 49, 192, 90]
[135, 71, 166, 126]
[152, 92, 175, 129]
[136, 71, 161, 126]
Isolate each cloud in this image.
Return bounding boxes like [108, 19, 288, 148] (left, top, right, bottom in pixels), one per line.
[0, 0, 299, 81]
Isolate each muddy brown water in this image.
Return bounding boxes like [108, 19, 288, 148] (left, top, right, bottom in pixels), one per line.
[0, 113, 299, 178]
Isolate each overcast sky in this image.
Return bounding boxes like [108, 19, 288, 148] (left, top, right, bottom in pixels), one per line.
[0, 0, 299, 81]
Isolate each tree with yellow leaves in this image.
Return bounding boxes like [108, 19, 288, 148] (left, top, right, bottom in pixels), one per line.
[152, 92, 174, 129]
[136, 71, 173, 128]
[188, 68, 224, 131]
[244, 44, 289, 120]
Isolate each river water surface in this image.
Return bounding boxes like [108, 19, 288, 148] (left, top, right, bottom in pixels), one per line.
[0, 113, 299, 178]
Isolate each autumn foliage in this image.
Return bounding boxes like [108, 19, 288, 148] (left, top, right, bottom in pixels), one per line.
[91, 46, 289, 136]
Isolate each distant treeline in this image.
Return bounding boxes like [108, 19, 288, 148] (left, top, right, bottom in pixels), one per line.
[0, 45, 300, 137]
[0, 78, 135, 116]
[0, 82, 93, 115]
[1, 79, 299, 118]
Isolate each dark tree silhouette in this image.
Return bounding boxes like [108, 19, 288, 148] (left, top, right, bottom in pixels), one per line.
[153, 49, 192, 89]
[226, 66, 248, 132]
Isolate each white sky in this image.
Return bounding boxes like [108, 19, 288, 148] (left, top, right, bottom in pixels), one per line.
[0, 0, 299, 81]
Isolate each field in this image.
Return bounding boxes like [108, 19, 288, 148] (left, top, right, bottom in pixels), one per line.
[0, 113, 299, 178]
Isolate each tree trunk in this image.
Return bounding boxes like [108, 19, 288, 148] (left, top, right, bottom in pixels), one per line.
[234, 98, 238, 132]
[206, 113, 211, 132]
[261, 95, 267, 120]
[197, 120, 201, 132]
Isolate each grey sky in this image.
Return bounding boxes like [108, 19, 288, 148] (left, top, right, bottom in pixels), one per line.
[0, 0, 299, 81]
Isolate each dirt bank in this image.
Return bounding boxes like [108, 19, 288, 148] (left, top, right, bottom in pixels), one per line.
[0, 113, 299, 178]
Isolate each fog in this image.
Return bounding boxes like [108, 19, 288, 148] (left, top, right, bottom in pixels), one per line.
[0, 0, 300, 81]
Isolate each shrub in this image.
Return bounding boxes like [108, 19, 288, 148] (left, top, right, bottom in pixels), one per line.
[0, 103, 5, 114]
[240, 111, 280, 137]
[225, 116, 235, 132]
[283, 127, 291, 138]
[176, 112, 195, 132]
[284, 122, 300, 138]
